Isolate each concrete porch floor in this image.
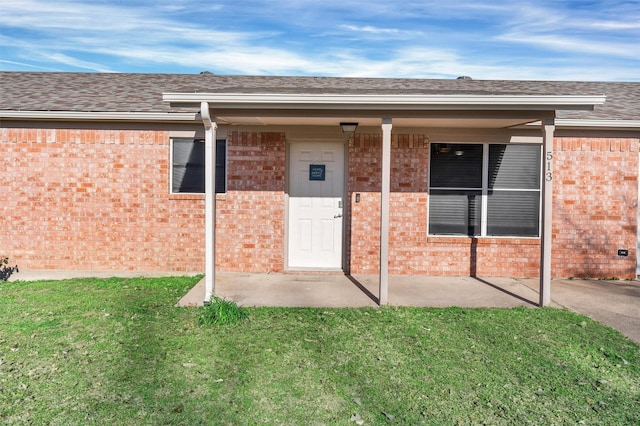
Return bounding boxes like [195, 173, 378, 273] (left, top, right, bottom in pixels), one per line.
[177, 273, 549, 308]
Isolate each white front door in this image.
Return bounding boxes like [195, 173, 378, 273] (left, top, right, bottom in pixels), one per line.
[288, 141, 345, 269]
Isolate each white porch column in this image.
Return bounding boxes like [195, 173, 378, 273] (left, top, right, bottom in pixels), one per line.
[540, 118, 555, 307]
[201, 102, 218, 303]
[379, 118, 392, 305]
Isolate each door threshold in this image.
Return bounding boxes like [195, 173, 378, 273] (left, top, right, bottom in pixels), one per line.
[284, 268, 344, 274]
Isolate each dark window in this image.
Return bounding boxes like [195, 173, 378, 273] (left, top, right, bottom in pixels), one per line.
[429, 144, 483, 188]
[429, 143, 540, 237]
[487, 144, 541, 236]
[429, 190, 482, 236]
[171, 139, 226, 193]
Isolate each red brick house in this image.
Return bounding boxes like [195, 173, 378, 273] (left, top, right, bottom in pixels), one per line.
[1, 72, 639, 304]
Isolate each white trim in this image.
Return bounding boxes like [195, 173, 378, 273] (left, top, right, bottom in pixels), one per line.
[201, 102, 217, 304]
[0, 110, 198, 122]
[529, 119, 640, 130]
[163, 93, 605, 111]
[481, 144, 489, 236]
[379, 118, 392, 305]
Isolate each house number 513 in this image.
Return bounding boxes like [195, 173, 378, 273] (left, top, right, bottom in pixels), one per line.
[545, 152, 553, 181]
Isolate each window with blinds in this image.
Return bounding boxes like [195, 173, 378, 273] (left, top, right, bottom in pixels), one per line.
[171, 139, 227, 194]
[428, 143, 541, 237]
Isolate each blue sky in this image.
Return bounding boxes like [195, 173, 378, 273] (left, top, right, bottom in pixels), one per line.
[0, 0, 638, 80]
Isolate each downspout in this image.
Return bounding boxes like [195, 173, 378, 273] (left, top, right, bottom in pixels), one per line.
[201, 102, 218, 303]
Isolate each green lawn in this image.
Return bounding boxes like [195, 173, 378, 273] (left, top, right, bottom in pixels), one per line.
[1, 277, 639, 425]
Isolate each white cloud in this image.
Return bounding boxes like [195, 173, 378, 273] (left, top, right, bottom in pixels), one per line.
[0, 59, 60, 71]
[341, 25, 403, 35]
[41, 53, 114, 73]
[0, 0, 638, 80]
[496, 32, 640, 59]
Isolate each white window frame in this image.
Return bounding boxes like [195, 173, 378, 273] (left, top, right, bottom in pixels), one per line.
[428, 142, 541, 238]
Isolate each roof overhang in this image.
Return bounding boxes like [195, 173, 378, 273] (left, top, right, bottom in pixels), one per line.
[163, 93, 606, 129]
[1, 94, 612, 128]
[0, 111, 199, 122]
[164, 93, 605, 111]
[553, 119, 640, 130]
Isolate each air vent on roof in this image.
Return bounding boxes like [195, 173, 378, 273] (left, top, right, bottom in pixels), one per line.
[457, 76, 472, 80]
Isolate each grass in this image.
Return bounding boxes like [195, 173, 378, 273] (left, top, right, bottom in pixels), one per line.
[0, 277, 639, 425]
[199, 296, 247, 326]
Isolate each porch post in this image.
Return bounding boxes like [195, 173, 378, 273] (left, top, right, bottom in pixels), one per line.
[201, 102, 218, 303]
[540, 118, 555, 307]
[379, 118, 392, 305]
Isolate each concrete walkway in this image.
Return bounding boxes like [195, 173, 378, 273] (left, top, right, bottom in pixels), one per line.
[10, 270, 640, 343]
[533, 278, 640, 344]
[178, 273, 545, 308]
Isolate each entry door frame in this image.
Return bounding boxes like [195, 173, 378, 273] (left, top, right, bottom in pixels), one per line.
[285, 138, 349, 271]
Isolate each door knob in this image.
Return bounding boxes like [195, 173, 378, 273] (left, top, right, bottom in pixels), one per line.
[334, 214, 343, 218]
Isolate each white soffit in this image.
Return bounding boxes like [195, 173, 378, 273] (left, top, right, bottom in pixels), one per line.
[216, 116, 536, 128]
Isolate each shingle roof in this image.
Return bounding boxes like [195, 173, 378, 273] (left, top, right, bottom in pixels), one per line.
[1, 72, 638, 121]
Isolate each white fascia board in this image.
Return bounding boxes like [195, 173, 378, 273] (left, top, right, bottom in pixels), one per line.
[163, 92, 606, 111]
[0, 110, 199, 122]
[556, 119, 640, 129]
[526, 119, 640, 130]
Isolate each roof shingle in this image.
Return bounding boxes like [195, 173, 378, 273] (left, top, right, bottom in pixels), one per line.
[1, 72, 638, 121]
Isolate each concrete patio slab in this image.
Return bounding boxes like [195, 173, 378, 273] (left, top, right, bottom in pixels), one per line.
[177, 273, 549, 309]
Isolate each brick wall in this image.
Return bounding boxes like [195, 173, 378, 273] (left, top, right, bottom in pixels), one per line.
[0, 127, 205, 272]
[553, 137, 638, 279]
[349, 133, 431, 274]
[0, 128, 288, 273]
[348, 134, 639, 278]
[216, 131, 286, 272]
[3, 126, 637, 279]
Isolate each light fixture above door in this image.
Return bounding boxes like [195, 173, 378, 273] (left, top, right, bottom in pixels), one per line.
[339, 122, 358, 133]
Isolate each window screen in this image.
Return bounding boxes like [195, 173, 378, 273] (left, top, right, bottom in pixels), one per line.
[429, 144, 483, 188]
[487, 144, 540, 236]
[172, 139, 226, 194]
[488, 144, 540, 189]
[429, 143, 541, 238]
[429, 144, 483, 236]
[487, 191, 540, 236]
[429, 190, 482, 236]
